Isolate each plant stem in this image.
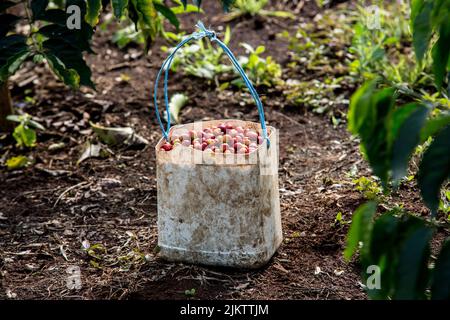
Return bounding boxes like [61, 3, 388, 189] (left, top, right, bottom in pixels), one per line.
[23, 0, 39, 53]
[0, 81, 14, 133]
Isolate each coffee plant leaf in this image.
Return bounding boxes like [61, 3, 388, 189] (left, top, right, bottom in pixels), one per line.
[0, 14, 20, 38]
[418, 124, 450, 215]
[390, 104, 429, 186]
[111, 0, 129, 18]
[85, 0, 102, 26]
[344, 201, 377, 262]
[420, 112, 450, 143]
[154, 2, 179, 30]
[0, 35, 29, 82]
[38, 24, 94, 54]
[31, 0, 49, 21]
[431, 238, 450, 300]
[412, 0, 433, 63]
[366, 213, 401, 299]
[393, 218, 432, 300]
[44, 52, 80, 89]
[0, 1, 18, 12]
[431, 18, 450, 88]
[43, 39, 94, 88]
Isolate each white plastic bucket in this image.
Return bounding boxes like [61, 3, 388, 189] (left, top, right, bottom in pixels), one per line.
[155, 120, 282, 268]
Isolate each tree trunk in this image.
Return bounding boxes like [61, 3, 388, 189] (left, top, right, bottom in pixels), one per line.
[0, 81, 14, 133]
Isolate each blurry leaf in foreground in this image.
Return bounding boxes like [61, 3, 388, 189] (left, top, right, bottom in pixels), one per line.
[90, 122, 149, 148]
[163, 93, 188, 124]
[418, 124, 450, 215]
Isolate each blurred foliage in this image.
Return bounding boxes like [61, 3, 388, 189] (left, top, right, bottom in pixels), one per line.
[102, 0, 200, 49]
[161, 26, 233, 80]
[349, 1, 449, 109]
[346, 0, 450, 300]
[223, 0, 294, 21]
[161, 26, 282, 88]
[281, 7, 354, 114]
[234, 43, 282, 88]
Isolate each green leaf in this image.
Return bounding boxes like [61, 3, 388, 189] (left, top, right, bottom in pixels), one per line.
[37, 9, 67, 25]
[0, 35, 29, 82]
[420, 112, 450, 143]
[390, 104, 429, 185]
[349, 84, 397, 186]
[31, 0, 49, 20]
[85, 0, 102, 26]
[431, 18, 450, 88]
[112, 0, 129, 18]
[348, 81, 377, 135]
[364, 88, 396, 186]
[44, 52, 80, 89]
[412, 0, 433, 63]
[0, 50, 30, 82]
[344, 201, 377, 261]
[38, 24, 94, 53]
[432, 238, 450, 299]
[171, 3, 202, 14]
[6, 155, 29, 170]
[43, 39, 94, 88]
[418, 124, 450, 215]
[393, 219, 432, 300]
[0, 1, 18, 12]
[431, 0, 450, 28]
[221, 0, 234, 12]
[13, 124, 37, 147]
[154, 2, 179, 30]
[0, 14, 20, 38]
[131, 0, 156, 27]
[166, 93, 188, 123]
[366, 213, 399, 299]
[410, 0, 424, 30]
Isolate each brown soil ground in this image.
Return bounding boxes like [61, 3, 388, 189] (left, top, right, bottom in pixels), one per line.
[0, 1, 436, 300]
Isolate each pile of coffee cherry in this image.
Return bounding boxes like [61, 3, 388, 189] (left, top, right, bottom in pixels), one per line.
[160, 122, 265, 154]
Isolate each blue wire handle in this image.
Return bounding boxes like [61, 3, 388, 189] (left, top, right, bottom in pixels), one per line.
[154, 21, 270, 148]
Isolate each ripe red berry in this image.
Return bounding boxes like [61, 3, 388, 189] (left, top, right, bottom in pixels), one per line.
[218, 123, 227, 133]
[246, 130, 258, 141]
[221, 143, 229, 152]
[161, 143, 173, 151]
[237, 147, 247, 154]
[193, 142, 202, 150]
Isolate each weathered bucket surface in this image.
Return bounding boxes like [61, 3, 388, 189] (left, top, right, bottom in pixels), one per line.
[155, 119, 282, 268]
